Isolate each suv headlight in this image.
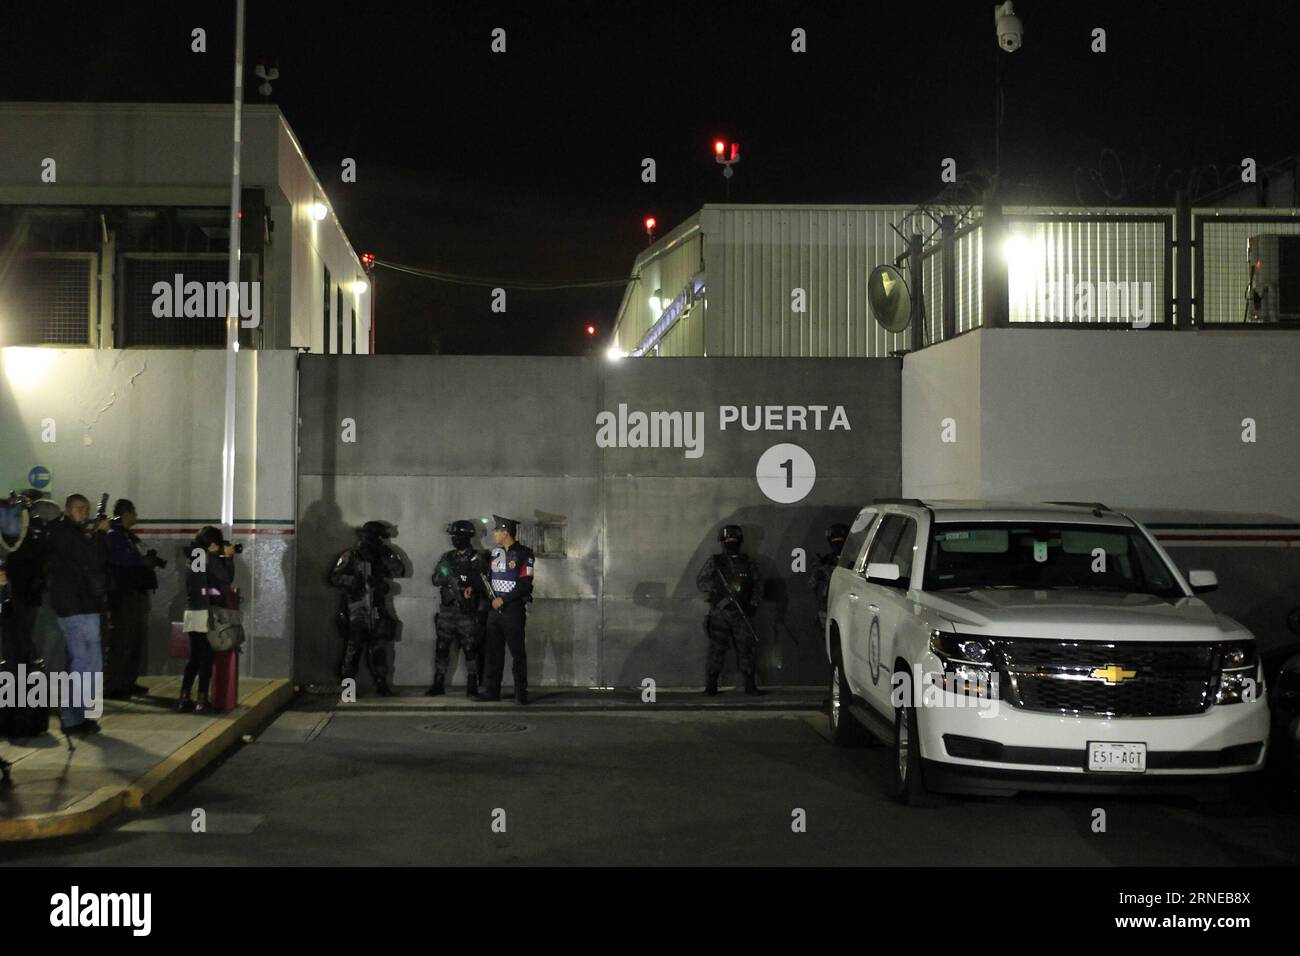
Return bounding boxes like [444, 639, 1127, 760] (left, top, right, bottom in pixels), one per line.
[1216, 640, 1262, 705]
[930, 630, 1000, 699]
[930, 630, 996, 665]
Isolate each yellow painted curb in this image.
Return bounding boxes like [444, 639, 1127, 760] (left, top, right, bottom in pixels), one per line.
[124, 679, 294, 810]
[0, 679, 294, 842]
[0, 786, 127, 842]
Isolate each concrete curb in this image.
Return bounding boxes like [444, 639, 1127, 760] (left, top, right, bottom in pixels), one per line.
[0, 679, 294, 842]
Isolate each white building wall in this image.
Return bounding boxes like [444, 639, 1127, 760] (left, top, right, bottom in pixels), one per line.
[0, 102, 371, 353]
[0, 347, 299, 678]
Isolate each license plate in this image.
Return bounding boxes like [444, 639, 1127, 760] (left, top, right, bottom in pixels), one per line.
[1087, 741, 1147, 773]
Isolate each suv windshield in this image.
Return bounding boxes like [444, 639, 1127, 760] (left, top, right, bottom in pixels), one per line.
[921, 521, 1184, 599]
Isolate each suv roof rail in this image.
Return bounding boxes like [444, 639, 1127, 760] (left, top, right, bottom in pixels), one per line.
[1044, 500, 1111, 516]
[871, 497, 928, 508]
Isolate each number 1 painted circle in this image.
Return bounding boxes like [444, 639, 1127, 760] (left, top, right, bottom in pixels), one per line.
[756, 443, 816, 503]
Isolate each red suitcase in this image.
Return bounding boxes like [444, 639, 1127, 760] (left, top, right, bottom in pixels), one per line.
[210, 649, 239, 713]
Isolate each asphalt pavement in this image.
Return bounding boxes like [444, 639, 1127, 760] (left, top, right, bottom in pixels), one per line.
[4, 689, 1299, 866]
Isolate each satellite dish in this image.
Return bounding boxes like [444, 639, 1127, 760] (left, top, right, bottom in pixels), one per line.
[867, 264, 913, 334]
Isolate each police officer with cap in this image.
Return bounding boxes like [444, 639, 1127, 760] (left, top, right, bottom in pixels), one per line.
[696, 524, 764, 696]
[429, 519, 490, 697]
[808, 522, 849, 633]
[474, 515, 534, 704]
[329, 520, 405, 697]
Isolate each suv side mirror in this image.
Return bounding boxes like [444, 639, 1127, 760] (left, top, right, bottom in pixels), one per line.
[865, 562, 901, 584]
[1187, 570, 1218, 594]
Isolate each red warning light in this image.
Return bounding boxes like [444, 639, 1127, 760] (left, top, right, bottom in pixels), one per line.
[714, 139, 726, 156]
[585, 324, 597, 336]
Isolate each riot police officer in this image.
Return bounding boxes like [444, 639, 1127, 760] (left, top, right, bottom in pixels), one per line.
[474, 515, 534, 704]
[808, 522, 849, 633]
[696, 524, 764, 696]
[329, 520, 405, 697]
[429, 519, 490, 697]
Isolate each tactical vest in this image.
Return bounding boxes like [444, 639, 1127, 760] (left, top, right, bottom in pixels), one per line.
[716, 552, 755, 607]
[437, 548, 484, 608]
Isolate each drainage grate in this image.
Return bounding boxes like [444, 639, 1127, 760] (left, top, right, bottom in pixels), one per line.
[419, 719, 531, 735]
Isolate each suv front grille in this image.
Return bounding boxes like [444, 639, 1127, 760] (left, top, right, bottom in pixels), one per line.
[998, 638, 1217, 718]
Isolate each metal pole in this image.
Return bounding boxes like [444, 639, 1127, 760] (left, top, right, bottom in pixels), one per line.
[221, 0, 245, 537]
[941, 214, 956, 340]
[1174, 189, 1192, 328]
[909, 232, 924, 350]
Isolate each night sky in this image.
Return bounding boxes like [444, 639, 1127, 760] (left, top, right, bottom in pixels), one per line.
[7, 1, 1300, 354]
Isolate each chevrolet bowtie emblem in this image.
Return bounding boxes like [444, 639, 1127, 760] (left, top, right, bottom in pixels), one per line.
[1091, 665, 1137, 684]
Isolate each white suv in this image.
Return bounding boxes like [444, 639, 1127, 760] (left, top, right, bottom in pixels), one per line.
[825, 499, 1269, 805]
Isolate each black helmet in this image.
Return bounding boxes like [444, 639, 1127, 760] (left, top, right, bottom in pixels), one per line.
[827, 522, 849, 544]
[445, 519, 476, 537]
[718, 524, 743, 544]
[360, 520, 392, 539]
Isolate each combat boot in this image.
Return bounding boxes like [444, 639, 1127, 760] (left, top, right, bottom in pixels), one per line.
[514, 688, 529, 705]
[376, 679, 395, 697]
[465, 675, 479, 697]
[704, 671, 720, 696]
[426, 675, 445, 697]
[744, 673, 765, 696]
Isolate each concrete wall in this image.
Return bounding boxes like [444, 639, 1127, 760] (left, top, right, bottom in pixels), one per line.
[903, 327, 1300, 517]
[902, 327, 1300, 653]
[296, 355, 903, 688]
[0, 347, 298, 678]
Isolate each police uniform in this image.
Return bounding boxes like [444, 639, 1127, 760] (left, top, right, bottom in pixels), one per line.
[696, 525, 763, 695]
[329, 521, 404, 697]
[477, 515, 534, 703]
[430, 520, 490, 696]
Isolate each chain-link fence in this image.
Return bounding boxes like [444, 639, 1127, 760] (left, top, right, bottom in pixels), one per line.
[1195, 211, 1300, 325]
[0, 253, 95, 345]
[119, 253, 261, 347]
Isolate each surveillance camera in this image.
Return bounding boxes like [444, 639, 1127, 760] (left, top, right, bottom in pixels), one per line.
[993, 1, 1023, 53]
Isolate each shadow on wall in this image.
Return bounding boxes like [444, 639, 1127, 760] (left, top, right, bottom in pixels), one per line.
[614, 503, 861, 689]
[523, 508, 575, 687]
[294, 499, 357, 686]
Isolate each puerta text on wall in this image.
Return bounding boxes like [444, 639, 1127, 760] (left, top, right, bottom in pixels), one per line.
[594, 403, 852, 503]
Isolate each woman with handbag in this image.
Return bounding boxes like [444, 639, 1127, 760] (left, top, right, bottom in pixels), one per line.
[179, 526, 236, 713]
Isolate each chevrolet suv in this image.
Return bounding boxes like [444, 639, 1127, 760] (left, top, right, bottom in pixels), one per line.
[825, 499, 1269, 804]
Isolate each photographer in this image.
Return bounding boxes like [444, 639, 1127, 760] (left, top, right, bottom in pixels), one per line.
[45, 493, 111, 735]
[179, 526, 236, 714]
[105, 499, 163, 699]
[0, 490, 54, 667]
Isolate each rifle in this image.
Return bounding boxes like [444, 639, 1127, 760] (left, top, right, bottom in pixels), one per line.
[480, 572, 498, 607]
[713, 564, 760, 645]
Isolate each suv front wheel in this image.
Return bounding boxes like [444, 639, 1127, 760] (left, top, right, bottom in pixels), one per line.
[828, 659, 871, 747]
[892, 673, 937, 806]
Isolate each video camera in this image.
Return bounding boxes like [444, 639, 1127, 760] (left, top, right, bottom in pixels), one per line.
[1, 490, 60, 604]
